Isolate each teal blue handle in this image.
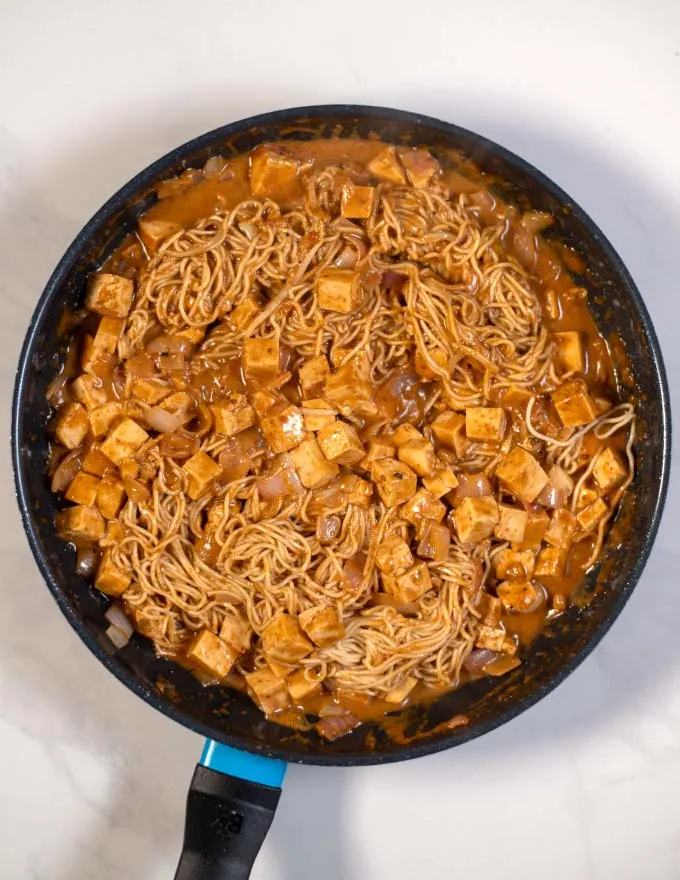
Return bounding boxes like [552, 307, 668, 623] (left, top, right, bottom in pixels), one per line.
[200, 740, 287, 788]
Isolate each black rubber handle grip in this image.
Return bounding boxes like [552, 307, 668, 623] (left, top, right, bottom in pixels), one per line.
[174, 764, 281, 880]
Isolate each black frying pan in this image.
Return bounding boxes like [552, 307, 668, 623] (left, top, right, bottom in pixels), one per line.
[12, 106, 671, 879]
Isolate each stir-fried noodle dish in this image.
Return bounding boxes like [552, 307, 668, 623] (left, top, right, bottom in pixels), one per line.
[47, 139, 635, 740]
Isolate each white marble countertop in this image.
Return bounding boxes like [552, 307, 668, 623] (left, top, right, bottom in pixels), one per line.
[1, 1, 679, 877]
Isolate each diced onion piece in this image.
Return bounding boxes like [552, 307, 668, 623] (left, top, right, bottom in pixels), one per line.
[317, 514, 341, 545]
[316, 711, 361, 741]
[522, 210, 554, 234]
[126, 353, 157, 378]
[51, 449, 82, 493]
[451, 472, 492, 503]
[334, 245, 359, 269]
[341, 553, 367, 593]
[217, 440, 250, 481]
[537, 465, 574, 508]
[145, 405, 186, 433]
[145, 333, 193, 356]
[46, 374, 70, 407]
[106, 624, 131, 650]
[159, 431, 200, 459]
[483, 654, 522, 676]
[105, 604, 134, 638]
[123, 477, 150, 503]
[370, 594, 418, 615]
[76, 545, 99, 578]
[203, 155, 227, 178]
[256, 472, 290, 500]
[463, 648, 499, 674]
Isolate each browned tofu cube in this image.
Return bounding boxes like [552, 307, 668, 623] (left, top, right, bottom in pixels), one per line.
[55, 402, 89, 449]
[453, 497, 499, 544]
[65, 472, 100, 506]
[95, 550, 131, 596]
[495, 548, 536, 581]
[57, 504, 105, 542]
[230, 293, 262, 330]
[341, 184, 376, 219]
[496, 447, 549, 503]
[576, 497, 609, 533]
[317, 421, 365, 465]
[290, 437, 339, 489]
[219, 614, 253, 654]
[501, 385, 534, 407]
[249, 388, 280, 418]
[301, 399, 338, 432]
[261, 404, 306, 453]
[287, 668, 324, 702]
[175, 326, 205, 345]
[186, 630, 238, 679]
[89, 402, 124, 438]
[575, 483, 600, 511]
[131, 378, 172, 405]
[86, 273, 134, 318]
[182, 451, 222, 500]
[375, 534, 414, 575]
[100, 418, 149, 465]
[398, 438, 436, 478]
[371, 458, 418, 507]
[367, 146, 406, 184]
[430, 411, 465, 450]
[497, 580, 541, 614]
[242, 336, 280, 384]
[71, 374, 109, 411]
[399, 148, 440, 188]
[414, 347, 448, 380]
[262, 613, 313, 664]
[515, 508, 550, 549]
[96, 477, 126, 519]
[360, 438, 396, 472]
[88, 317, 125, 360]
[422, 467, 459, 498]
[211, 394, 256, 436]
[551, 379, 597, 427]
[298, 356, 330, 398]
[324, 353, 372, 415]
[391, 424, 424, 447]
[298, 605, 345, 647]
[82, 444, 112, 477]
[250, 147, 299, 196]
[384, 676, 417, 704]
[339, 473, 373, 508]
[417, 522, 450, 562]
[534, 546, 567, 578]
[593, 447, 628, 493]
[494, 505, 528, 542]
[316, 269, 361, 313]
[553, 331, 585, 374]
[465, 407, 506, 442]
[100, 519, 125, 548]
[476, 593, 502, 627]
[401, 489, 447, 525]
[385, 562, 432, 603]
[138, 217, 181, 254]
[245, 668, 290, 715]
[266, 659, 294, 679]
[544, 508, 577, 548]
[475, 625, 506, 652]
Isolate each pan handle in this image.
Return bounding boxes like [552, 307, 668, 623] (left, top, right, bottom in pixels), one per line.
[174, 740, 287, 880]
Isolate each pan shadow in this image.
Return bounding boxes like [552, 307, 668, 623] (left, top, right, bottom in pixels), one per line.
[0, 87, 676, 879]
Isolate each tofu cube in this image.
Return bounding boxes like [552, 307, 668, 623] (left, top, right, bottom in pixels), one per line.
[299, 356, 330, 397]
[267, 659, 295, 679]
[359, 438, 396, 471]
[414, 347, 448, 380]
[287, 668, 324, 702]
[100, 418, 149, 465]
[316, 269, 361, 313]
[57, 504, 105, 542]
[100, 519, 125, 548]
[465, 407, 506, 442]
[86, 273, 134, 318]
[186, 630, 238, 680]
[95, 550, 131, 596]
[250, 388, 280, 418]
[494, 505, 528, 543]
[175, 326, 205, 345]
[90, 316, 125, 358]
[261, 404, 306, 453]
[298, 605, 345, 647]
[476, 593, 502, 627]
[593, 447, 627, 493]
[453, 497, 499, 544]
[575, 483, 600, 511]
[385, 562, 432, 603]
[65, 472, 101, 506]
[367, 146, 406, 184]
[230, 293, 262, 331]
[250, 147, 299, 196]
[371, 458, 418, 507]
[430, 411, 465, 451]
[219, 614, 253, 654]
[290, 437, 339, 489]
[375, 534, 414, 575]
[515, 508, 550, 549]
[496, 447, 549, 503]
[416, 522, 450, 562]
[82, 444, 112, 477]
[301, 399, 338, 432]
[261, 613, 313, 664]
[384, 676, 417, 704]
[324, 353, 372, 415]
[245, 668, 290, 715]
[338, 473, 374, 508]
[211, 394, 256, 436]
[55, 402, 89, 449]
[317, 421, 365, 465]
[242, 336, 280, 384]
[160, 391, 194, 424]
[341, 184, 376, 219]
[96, 477, 126, 519]
[495, 548, 536, 581]
[399, 148, 440, 188]
[89, 402, 124, 438]
[534, 546, 567, 578]
[576, 497, 609, 533]
[401, 489, 447, 525]
[398, 438, 436, 477]
[544, 508, 577, 548]
[182, 451, 222, 500]
[391, 424, 424, 447]
[551, 379, 597, 427]
[71, 374, 109, 411]
[497, 580, 541, 614]
[553, 331, 585, 374]
[132, 378, 172, 405]
[422, 467, 459, 498]
[475, 625, 507, 652]
[501, 385, 534, 407]
[137, 217, 181, 254]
